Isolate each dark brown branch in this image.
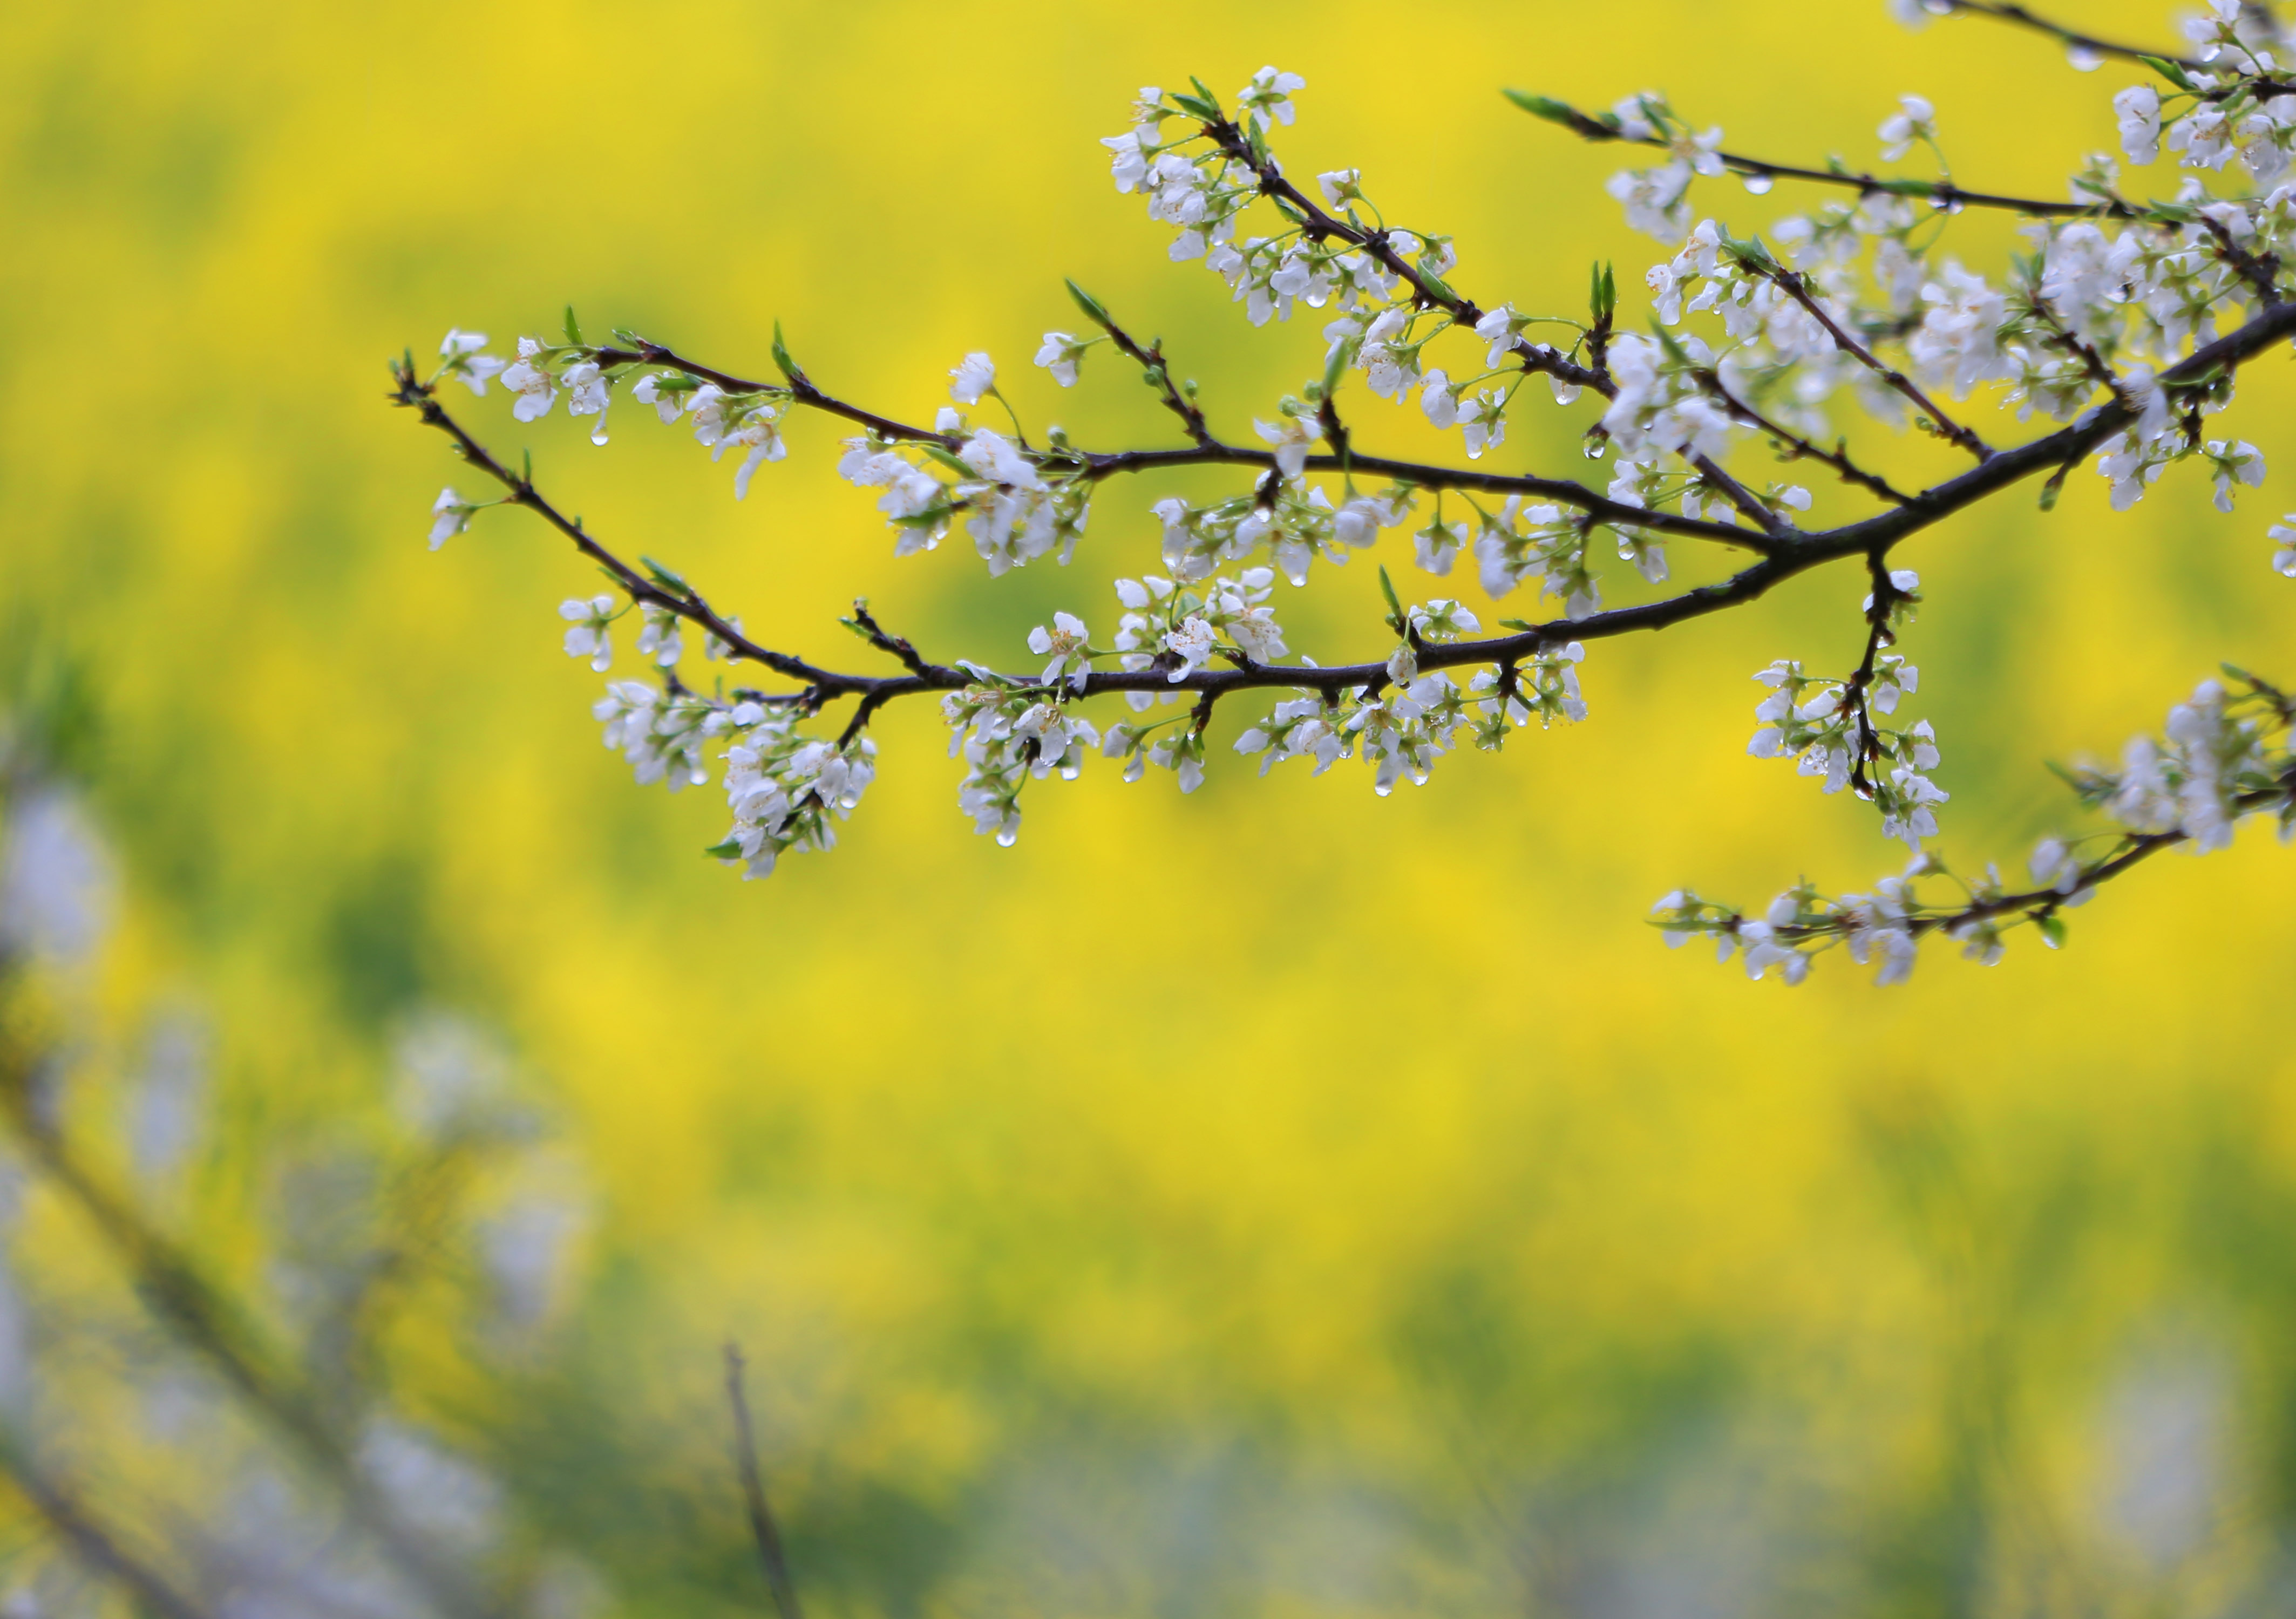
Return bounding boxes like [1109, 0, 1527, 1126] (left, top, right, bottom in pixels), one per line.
[1516, 95, 2145, 221]
[591, 336, 1767, 548]
[723, 1345, 805, 1619]
[1077, 441, 1772, 545]
[1695, 370, 1911, 506]
[1065, 292, 1213, 446]
[393, 300, 2296, 724]
[593, 339, 957, 451]
[1842, 550, 1902, 799]
[1931, 1, 2206, 73]
[1193, 114, 1790, 526]
[1752, 264, 1992, 460]
[395, 363, 880, 698]
[1781, 783, 2286, 951]
[2198, 213, 2285, 305]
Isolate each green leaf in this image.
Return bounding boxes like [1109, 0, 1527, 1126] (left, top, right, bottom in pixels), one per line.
[1322, 338, 1350, 399]
[771, 321, 801, 382]
[703, 837, 745, 860]
[2139, 53, 2196, 91]
[922, 444, 974, 478]
[1503, 90, 1584, 128]
[1170, 91, 1220, 121]
[2035, 913, 2068, 949]
[562, 304, 585, 348]
[1377, 563, 1404, 629]
[641, 555, 690, 593]
[1065, 278, 1112, 329]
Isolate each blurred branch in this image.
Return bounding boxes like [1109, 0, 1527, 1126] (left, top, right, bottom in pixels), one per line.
[0, 1433, 215, 1619]
[723, 1343, 805, 1619]
[0, 1009, 499, 1619]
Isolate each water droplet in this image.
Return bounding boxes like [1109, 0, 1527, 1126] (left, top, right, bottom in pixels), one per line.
[2068, 43, 2104, 71]
[1582, 440, 1608, 460]
[1741, 172, 1775, 195]
[996, 828, 1018, 848]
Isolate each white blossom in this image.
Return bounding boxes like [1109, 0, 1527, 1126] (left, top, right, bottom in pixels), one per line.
[1035, 331, 1086, 386]
[438, 329, 505, 395]
[2116, 85, 2163, 165]
[1877, 94, 1937, 162]
[1028, 611, 1093, 691]
[559, 595, 616, 672]
[1238, 66, 1305, 132]
[501, 336, 558, 422]
[429, 488, 474, 550]
[949, 351, 997, 405]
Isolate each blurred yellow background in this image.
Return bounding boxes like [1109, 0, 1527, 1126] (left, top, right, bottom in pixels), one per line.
[7, 0, 2296, 1610]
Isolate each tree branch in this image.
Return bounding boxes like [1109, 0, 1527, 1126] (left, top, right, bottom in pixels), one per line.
[1750, 262, 1992, 460]
[0, 1437, 216, 1619]
[395, 297, 2296, 736]
[723, 1345, 805, 1619]
[0, 1041, 498, 1619]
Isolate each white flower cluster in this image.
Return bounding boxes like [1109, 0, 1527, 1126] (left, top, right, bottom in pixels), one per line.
[403, 23, 2296, 979]
[1227, 670, 1473, 795]
[2077, 676, 2285, 853]
[835, 391, 1090, 575]
[557, 588, 875, 879]
[944, 680, 1103, 842]
[1108, 569, 1290, 695]
[1601, 92, 1728, 244]
[1747, 629, 1946, 848]
[712, 710, 879, 879]
[1657, 670, 2296, 987]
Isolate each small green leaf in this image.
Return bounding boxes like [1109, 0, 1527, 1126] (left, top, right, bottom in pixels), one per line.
[641, 555, 690, 593]
[1171, 91, 1219, 121]
[562, 304, 585, 348]
[2035, 913, 2068, 949]
[1322, 339, 1350, 399]
[771, 321, 801, 382]
[703, 836, 745, 860]
[922, 444, 974, 478]
[2139, 53, 2196, 91]
[1065, 278, 1112, 329]
[1503, 90, 1585, 129]
[1377, 563, 1404, 628]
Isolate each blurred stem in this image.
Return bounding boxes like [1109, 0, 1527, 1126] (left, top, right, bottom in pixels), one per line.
[0, 994, 499, 1619]
[0, 1430, 215, 1619]
[724, 1343, 805, 1619]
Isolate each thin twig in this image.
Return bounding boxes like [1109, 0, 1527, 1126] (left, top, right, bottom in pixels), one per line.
[1754, 264, 1991, 460]
[723, 1344, 805, 1619]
